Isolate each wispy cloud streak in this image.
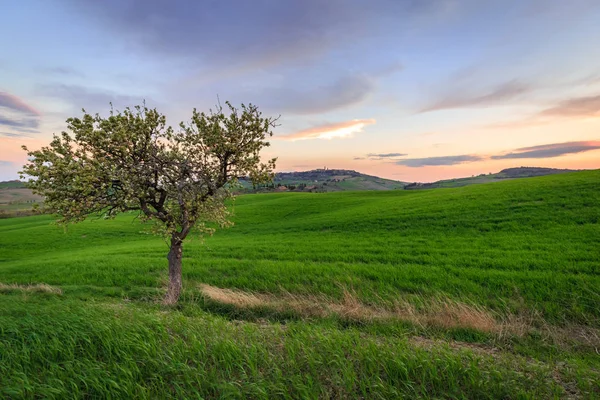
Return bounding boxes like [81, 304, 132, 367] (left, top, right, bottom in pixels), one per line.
[367, 152, 407, 158]
[492, 141, 600, 159]
[396, 155, 483, 167]
[393, 140, 600, 168]
[0, 92, 40, 116]
[421, 80, 530, 112]
[0, 114, 39, 131]
[36, 83, 149, 111]
[267, 75, 375, 114]
[539, 95, 600, 117]
[0, 132, 32, 138]
[277, 119, 376, 141]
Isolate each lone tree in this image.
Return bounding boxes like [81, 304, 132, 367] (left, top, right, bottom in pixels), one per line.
[21, 102, 277, 304]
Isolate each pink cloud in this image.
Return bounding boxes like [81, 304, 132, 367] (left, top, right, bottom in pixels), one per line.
[540, 94, 600, 117]
[0, 92, 40, 116]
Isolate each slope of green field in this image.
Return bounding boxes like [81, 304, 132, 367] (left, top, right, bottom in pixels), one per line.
[404, 167, 577, 189]
[1, 171, 599, 398]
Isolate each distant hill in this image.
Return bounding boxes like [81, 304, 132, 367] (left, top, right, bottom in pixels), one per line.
[0, 180, 42, 216]
[405, 167, 578, 190]
[0, 166, 589, 213]
[498, 167, 576, 178]
[239, 169, 407, 193]
[0, 180, 26, 189]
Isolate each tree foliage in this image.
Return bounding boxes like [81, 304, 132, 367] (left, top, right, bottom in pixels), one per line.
[22, 102, 277, 303]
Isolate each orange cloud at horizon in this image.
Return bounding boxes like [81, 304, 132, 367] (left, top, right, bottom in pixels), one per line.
[276, 119, 376, 141]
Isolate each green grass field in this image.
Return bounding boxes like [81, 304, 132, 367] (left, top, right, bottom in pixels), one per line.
[1, 171, 599, 398]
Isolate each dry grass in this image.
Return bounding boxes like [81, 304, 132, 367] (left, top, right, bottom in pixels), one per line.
[199, 284, 522, 334]
[200, 284, 265, 308]
[392, 297, 501, 333]
[194, 284, 600, 351]
[200, 283, 600, 350]
[0, 283, 62, 295]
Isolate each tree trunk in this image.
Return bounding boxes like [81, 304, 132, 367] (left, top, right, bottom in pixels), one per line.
[165, 236, 183, 304]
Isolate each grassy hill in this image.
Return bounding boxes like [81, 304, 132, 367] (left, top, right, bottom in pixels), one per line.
[0, 171, 599, 398]
[1, 167, 585, 212]
[240, 168, 406, 192]
[405, 166, 577, 189]
[0, 180, 26, 189]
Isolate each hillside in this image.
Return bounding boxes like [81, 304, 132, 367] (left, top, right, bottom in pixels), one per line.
[240, 168, 406, 192]
[405, 166, 578, 189]
[0, 180, 43, 216]
[0, 180, 26, 189]
[2, 167, 587, 208]
[0, 170, 599, 398]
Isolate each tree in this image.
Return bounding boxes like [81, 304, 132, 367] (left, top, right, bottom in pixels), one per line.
[21, 102, 277, 304]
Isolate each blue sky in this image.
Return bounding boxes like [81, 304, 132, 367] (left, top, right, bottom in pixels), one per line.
[1, 0, 600, 181]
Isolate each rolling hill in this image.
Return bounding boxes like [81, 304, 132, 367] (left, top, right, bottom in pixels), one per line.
[404, 166, 578, 189]
[0, 180, 43, 216]
[0, 166, 591, 214]
[0, 170, 599, 398]
[239, 168, 407, 192]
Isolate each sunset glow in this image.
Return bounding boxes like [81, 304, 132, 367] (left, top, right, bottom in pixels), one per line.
[277, 119, 376, 141]
[1, 1, 599, 182]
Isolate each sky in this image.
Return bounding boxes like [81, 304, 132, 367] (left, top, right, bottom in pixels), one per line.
[1, 0, 600, 182]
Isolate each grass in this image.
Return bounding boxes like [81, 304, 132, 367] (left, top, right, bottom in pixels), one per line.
[0, 180, 26, 189]
[1, 170, 599, 398]
[2, 293, 581, 399]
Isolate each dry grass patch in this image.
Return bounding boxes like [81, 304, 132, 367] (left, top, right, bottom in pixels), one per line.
[391, 297, 500, 333]
[199, 284, 522, 334]
[200, 283, 600, 352]
[0, 283, 62, 295]
[200, 284, 265, 308]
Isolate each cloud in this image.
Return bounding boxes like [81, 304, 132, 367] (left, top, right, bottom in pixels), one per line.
[359, 152, 408, 161]
[422, 80, 530, 112]
[539, 94, 600, 117]
[396, 155, 484, 167]
[0, 132, 32, 138]
[277, 119, 376, 141]
[0, 92, 40, 116]
[367, 152, 407, 158]
[36, 83, 151, 111]
[0, 114, 40, 131]
[36, 66, 85, 77]
[265, 75, 375, 114]
[491, 141, 600, 159]
[64, 0, 438, 72]
[483, 94, 600, 130]
[0, 160, 14, 166]
[391, 140, 600, 168]
[483, 96, 600, 129]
